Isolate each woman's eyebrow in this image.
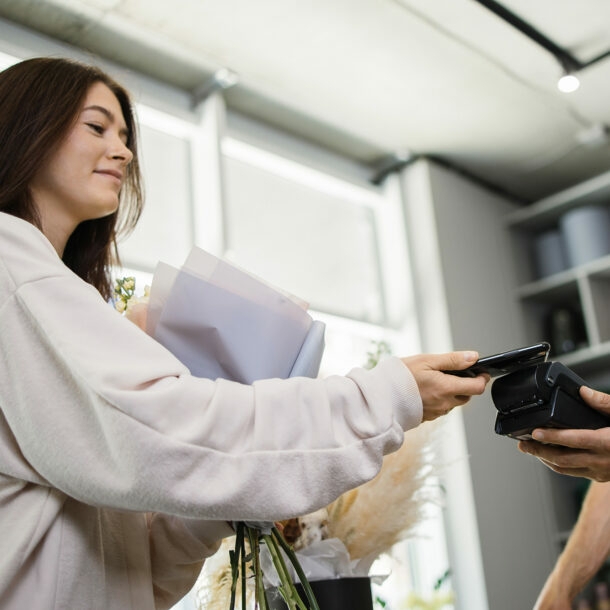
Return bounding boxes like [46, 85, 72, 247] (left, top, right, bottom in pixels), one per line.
[82, 104, 129, 139]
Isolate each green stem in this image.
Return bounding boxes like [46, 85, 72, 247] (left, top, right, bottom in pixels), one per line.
[246, 526, 269, 610]
[231, 524, 319, 610]
[271, 528, 321, 610]
[229, 523, 245, 610]
[262, 533, 308, 610]
[241, 529, 247, 610]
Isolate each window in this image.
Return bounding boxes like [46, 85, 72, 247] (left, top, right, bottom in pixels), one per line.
[119, 123, 194, 272]
[222, 138, 386, 324]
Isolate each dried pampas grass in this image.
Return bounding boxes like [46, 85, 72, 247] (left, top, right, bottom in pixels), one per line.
[326, 419, 443, 560]
[195, 537, 254, 610]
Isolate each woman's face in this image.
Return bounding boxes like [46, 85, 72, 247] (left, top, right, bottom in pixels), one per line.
[30, 81, 134, 252]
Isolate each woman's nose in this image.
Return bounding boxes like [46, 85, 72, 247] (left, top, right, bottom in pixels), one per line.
[109, 136, 134, 165]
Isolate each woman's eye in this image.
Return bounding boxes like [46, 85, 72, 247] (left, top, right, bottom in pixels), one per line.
[87, 123, 105, 135]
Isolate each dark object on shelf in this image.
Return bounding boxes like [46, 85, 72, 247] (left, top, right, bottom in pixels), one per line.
[533, 229, 567, 278]
[267, 577, 373, 610]
[560, 205, 610, 268]
[492, 361, 610, 440]
[545, 307, 587, 355]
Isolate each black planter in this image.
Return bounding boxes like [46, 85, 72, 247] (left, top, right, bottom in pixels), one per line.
[266, 577, 373, 610]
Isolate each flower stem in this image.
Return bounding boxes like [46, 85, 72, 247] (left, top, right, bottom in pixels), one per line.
[262, 534, 300, 610]
[241, 529, 248, 610]
[229, 523, 245, 610]
[271, 528, 321, 610]
[246, 526, 269, 610]
[229, 524, 318, 610]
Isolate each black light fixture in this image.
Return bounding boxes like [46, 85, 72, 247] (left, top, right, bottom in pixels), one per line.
[473, 0, 610, 93]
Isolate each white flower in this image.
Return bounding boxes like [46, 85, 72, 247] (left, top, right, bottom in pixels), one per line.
[113, 277, 149, 316]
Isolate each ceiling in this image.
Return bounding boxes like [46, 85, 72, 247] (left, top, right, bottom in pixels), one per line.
[1, 0, 610, 203]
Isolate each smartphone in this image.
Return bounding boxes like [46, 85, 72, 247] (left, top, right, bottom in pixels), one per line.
[445, 341, 551, 378]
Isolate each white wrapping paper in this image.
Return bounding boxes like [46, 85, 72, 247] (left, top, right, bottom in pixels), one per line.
[146, 247, 325, 384]
[260, 538, 386, 586]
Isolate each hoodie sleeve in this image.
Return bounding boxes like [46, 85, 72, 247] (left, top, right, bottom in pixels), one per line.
[0, 214, 423, 523]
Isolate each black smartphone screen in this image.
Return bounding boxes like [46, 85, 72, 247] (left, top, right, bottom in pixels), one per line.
[445, 342, 551, 378]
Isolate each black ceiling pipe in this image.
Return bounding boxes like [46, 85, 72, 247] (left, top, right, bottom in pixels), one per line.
[472, 0, 610, 72]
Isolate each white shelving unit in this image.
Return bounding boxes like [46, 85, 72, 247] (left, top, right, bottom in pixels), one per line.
[506, 169, 610, 386]
[505, 170, 610, 606]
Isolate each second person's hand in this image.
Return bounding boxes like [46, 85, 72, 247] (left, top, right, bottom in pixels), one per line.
[518, 386, 610, 482]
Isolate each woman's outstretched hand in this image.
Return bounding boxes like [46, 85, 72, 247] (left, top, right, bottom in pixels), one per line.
[402, 351, 489, 421]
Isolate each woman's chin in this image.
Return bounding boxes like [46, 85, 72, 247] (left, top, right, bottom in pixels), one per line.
[89, 199, 120, 221]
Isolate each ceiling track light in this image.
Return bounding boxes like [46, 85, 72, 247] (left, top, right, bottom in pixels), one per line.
[557, 73, 580, 93]
[473, 0, 610, 92]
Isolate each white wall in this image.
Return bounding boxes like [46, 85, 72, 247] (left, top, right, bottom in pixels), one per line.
[402, 159, 563, 610]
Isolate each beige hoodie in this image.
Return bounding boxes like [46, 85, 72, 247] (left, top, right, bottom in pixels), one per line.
[0, 212, 422, 609]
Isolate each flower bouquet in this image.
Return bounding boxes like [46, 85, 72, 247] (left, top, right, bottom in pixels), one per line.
[195, 405, 444, 610]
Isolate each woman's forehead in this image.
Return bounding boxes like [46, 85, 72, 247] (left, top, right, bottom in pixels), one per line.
[81, 81, 128, 130]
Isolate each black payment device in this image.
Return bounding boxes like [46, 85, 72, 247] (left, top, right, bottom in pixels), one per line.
[447, 342, 610, 440]
[492, 360, 610, 440]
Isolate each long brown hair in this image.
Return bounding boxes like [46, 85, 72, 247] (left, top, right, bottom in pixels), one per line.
[0, 57, 143, 300]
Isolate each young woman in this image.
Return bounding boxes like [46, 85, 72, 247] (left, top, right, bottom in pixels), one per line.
[0, 57, 487, 610]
